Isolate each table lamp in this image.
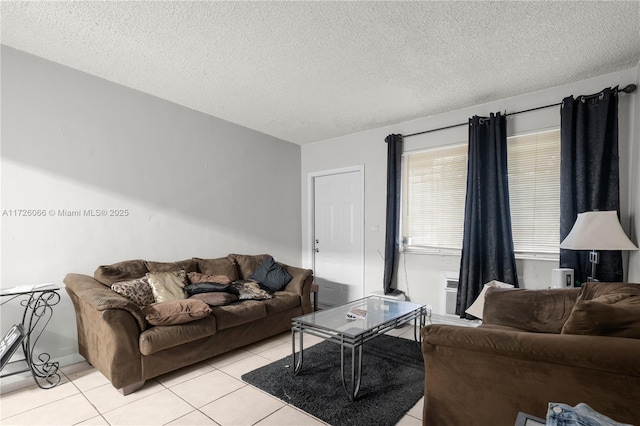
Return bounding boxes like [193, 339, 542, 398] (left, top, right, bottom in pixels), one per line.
[560, 210, 638, 281]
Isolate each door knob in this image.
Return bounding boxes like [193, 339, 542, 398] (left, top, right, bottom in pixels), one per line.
[314, 248, 319, 253]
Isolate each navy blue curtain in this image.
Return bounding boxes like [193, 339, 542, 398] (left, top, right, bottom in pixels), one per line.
[383, 134, 403, 295]
[560, 87, 621, 284]
[457, 113, 518, 319]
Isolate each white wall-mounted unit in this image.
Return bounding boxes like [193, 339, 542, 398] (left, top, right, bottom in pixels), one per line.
[440, 271, 460, 316]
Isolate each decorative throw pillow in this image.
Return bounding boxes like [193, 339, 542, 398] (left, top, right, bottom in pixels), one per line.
[146, 270, 188, 303]
[187, 272, 231, 285]
[465, 280, 514, 320]
[231, 280, 273, 300]
[142, 299, 212, 326]
[561, 283, 640, 338]
[574, 282, 640, 301]
[249, 256, 293, 292]
[184, 282, 240, 296]
[111, 277, 155, 308]
[190, 293, 239, 306]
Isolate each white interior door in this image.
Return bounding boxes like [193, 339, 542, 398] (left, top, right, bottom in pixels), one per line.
[312, 169, 364, 307]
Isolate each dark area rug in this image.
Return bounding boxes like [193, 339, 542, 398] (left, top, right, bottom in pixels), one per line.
[241, 334, 424, 426]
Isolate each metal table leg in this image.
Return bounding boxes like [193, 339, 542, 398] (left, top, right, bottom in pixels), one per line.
[413, 306, 426, 346]
[340, 336, 363, 401]
[292, 325, 304, 374]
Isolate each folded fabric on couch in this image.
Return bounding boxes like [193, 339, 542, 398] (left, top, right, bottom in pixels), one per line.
[184, 282, 240, 296]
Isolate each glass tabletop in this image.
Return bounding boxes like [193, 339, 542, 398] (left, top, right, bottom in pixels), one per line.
[0, 284, 60, 297]
[293, 296, 425, 338]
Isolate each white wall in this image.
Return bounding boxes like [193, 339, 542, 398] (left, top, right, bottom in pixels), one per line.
[0, 46, 302, 369]
[302, 67, 639, 312]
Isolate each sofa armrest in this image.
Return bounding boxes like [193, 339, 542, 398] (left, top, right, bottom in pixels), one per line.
[64, 273, 147, 332]
[421, 324, 640, 425]
[279, 264, 314, 314]
[64, 273, 145, 389]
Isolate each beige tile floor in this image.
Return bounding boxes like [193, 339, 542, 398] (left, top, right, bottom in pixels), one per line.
[0, 327, 423, 425]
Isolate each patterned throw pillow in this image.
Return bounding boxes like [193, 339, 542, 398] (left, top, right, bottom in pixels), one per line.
[146, 270, 188, 303]
[111, 277, 155, 307]
[231, 280, 273, 300]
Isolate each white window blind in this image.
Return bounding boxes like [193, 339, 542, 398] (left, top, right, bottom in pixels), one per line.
[401, 128, 561, 257]
[507, 129, 561, 255]
[401, 144, 467, 251]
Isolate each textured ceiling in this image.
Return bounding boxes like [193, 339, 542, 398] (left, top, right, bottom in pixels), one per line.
[2, 1, 639, 144]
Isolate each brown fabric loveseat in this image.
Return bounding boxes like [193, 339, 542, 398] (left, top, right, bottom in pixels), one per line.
[64, 253, 313, 394]
[421, 282, 640, 426]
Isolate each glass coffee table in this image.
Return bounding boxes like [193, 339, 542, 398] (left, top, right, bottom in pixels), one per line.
[291, 296, 426, 401]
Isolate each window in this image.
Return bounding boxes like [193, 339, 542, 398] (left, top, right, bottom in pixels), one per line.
[507, 129, 561, 255]
[401, 143, 467, 252]
[401, 128, 561, 257]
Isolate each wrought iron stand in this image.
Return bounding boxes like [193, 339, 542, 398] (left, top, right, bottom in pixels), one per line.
[0, 285, 61, 389]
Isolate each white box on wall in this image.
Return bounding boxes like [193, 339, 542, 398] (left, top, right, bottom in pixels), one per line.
[551, 268, 574, 288]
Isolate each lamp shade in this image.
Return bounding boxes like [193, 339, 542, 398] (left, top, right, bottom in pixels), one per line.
[560, 211, 638, 251]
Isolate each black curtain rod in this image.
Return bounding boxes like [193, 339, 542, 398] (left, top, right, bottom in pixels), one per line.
[404, 83, 637, 139]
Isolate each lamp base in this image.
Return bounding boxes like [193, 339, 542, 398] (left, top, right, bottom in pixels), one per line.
[588, 250, 600, 283]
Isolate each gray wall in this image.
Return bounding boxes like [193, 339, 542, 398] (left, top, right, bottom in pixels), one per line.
[0, 46, 302, 369]
[302, 67, 639, 313]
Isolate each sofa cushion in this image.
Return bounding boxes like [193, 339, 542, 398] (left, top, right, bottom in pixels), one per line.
[147, 270, 188, 303]
[231, 280, 273, 300]
[210, 300, 267, 330]
[139, 315, 218, 355]
[573, 282, 640, 300]
[249, 256, 293, 292]
[227, 254, 270, 279]
[262, 292, 301, 314]
[187, 272, 231, 285]
[94, 259, 148, 286]
[145, 259, 199, 273]
[465, 280, 514, 320]
[194, 257, 239, 281]
[482, 287, 580, 333]
[562, 282, 640, 338]
[184, 282, 240, 296]
[111, 277, 155, 308]
[190, 292, 239, 306]
[142, 299, 212, 326]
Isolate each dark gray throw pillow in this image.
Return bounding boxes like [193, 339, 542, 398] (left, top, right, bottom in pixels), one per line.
[249, 256, 293, 292]
[184, 282, 240, 296]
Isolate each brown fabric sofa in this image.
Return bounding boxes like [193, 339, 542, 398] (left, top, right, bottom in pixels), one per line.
[64, 254, 313, 394]
[421, 283, 640, 426]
